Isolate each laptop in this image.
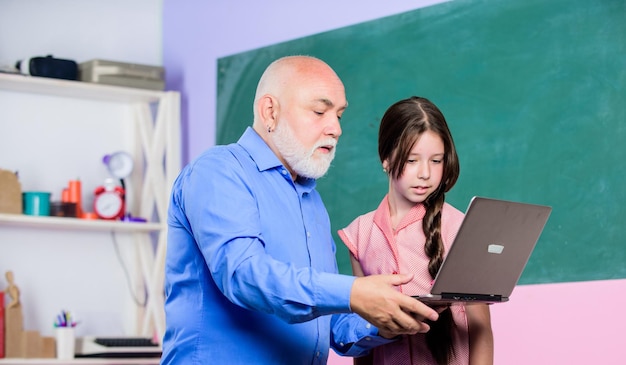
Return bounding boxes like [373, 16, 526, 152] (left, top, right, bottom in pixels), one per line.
[412, 196, 552, 305]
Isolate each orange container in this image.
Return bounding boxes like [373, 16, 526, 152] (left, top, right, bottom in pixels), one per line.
[67, 179, 82, 217]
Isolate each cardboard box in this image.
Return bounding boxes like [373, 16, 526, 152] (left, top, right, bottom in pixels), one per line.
[0, 169, 22, 214]
[79, 59, 165, 90]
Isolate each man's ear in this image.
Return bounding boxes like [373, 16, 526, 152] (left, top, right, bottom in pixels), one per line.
[258, 95, 278, 128]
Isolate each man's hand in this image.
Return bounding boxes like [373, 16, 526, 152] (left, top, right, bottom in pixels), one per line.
[349, 274, 439, 339]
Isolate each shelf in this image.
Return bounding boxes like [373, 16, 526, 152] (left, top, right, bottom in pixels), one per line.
[0, 71, 181, 345]
[0, 359, 159, 365]
[0, 214, 162, 233]
[0, 72, 168, 104]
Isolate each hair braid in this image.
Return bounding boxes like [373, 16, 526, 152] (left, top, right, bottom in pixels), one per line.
[423, 193, 456, 365]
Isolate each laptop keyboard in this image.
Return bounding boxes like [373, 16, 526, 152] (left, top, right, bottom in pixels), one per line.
[94, 337, 159, 347]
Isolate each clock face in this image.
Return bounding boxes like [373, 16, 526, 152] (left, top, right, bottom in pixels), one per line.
[94, 191, 124, 219]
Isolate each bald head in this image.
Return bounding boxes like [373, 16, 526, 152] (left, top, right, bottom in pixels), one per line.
[253, 56, 345, 124]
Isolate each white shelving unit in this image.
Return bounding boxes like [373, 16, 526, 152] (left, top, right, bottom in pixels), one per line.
[0, 73, 180, 361]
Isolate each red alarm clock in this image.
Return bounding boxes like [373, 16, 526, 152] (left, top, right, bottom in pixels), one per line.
[93, 179, 125, 220]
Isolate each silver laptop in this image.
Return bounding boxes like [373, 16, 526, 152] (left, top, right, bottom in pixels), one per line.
[412, 196, 551, 305]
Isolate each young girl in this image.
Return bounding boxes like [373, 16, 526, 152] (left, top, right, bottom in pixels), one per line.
[338, 96, 493, 365]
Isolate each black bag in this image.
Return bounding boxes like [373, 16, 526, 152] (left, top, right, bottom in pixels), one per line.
[15, 55, 78, 80]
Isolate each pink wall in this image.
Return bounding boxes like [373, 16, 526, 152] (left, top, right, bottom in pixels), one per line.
[329, 279, 626, 364]
[490, 279, 626, 364]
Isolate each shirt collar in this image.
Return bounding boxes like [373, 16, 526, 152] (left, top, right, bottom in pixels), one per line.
[373, 195, 427, 233]
[238, 127, 282, 172]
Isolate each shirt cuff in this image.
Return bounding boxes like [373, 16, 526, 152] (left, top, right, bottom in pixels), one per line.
[315, 272, 355, 313]
[332, 320, 398, 357]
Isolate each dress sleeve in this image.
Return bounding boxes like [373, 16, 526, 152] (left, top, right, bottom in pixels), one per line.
[337, 217, 361, 260]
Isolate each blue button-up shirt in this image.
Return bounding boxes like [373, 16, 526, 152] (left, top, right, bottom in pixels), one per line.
[161, 128, 389, 364]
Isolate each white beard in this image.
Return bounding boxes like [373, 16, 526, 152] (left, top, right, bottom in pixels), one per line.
[270, 121, 336, 179]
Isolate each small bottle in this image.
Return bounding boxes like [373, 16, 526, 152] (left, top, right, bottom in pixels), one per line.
[67, 179, 82, 217]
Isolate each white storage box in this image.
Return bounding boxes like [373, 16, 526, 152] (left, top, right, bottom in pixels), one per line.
[79, 59, 165, 90]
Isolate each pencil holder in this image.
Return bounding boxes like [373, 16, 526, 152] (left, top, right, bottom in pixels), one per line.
[55, 327, 75, 359]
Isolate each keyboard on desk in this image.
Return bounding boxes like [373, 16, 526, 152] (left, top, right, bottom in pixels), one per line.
[94, 337, 159, 348]
[75, 336, 162, 358]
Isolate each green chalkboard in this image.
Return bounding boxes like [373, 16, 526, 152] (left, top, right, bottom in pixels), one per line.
[216, 0, 626, 284]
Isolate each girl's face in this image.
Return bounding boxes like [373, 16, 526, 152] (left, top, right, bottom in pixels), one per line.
[387, 130, 445, 209]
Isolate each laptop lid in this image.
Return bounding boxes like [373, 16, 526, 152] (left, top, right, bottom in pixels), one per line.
[415, 196, 551, 304]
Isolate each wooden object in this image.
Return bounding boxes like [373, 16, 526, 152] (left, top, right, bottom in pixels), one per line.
[3, 271, 55, 359]
[4, 306, 24, 358]
[40, 337, 55, 359]
[0, 170, 21, 214]
[23, 331, 41, 358]
[4, 271, 24, 358]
